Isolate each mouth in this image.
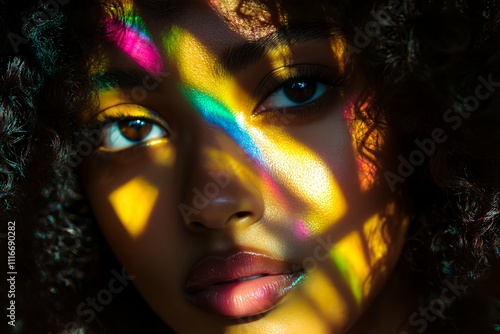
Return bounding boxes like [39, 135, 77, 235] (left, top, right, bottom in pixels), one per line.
[185, 251, 305, 318]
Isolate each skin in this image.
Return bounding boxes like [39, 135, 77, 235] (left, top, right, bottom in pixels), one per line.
[82, 1, 411, 333]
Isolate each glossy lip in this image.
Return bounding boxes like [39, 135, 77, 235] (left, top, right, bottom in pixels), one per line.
[185, 251, 305, 318]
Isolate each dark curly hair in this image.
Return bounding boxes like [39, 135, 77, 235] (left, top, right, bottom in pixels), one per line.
[1, 0, 499, 333]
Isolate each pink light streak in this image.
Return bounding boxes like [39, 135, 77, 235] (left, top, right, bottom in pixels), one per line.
[106, 20, 163, 75]
[293, 220, 311, 240]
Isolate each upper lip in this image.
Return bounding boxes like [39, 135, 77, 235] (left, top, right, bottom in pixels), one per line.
[185, 251, 302, 293]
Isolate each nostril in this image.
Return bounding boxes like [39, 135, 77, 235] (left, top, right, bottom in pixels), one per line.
[235, 211, 251, 219]
[188, 221, 206, 232]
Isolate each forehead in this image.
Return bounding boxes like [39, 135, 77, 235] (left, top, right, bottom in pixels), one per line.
[102, 0, 342, 70]
[129, 0, 337, 35]
[93, 0, 345, 103]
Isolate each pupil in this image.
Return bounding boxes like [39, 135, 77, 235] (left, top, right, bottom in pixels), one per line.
[283, 81, 317, 103]
[119, 119, 152, 141]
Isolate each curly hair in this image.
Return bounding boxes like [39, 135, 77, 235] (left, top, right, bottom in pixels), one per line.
[354, 1, 500, 332]
[1, 1, 112, 332]
[1, 0, 499, 333]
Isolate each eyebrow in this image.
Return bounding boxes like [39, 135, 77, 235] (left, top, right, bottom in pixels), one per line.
[216, 22, 340, 76]
[92, 68, 162, 91]
[93, 22, 340, 89]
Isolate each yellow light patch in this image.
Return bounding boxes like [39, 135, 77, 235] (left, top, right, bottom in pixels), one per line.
[363, 212, 389, 266]
[298, 269, 349, 328]
[163, 27, 252, 114]
[205, 147, 255, 181]
[109, 177, 159, 238]
[163, 28, 217, 93]
[96, 90, 132, 115]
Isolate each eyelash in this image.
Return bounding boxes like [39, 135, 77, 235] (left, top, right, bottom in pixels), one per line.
[86, 66, 344, 156]
[254, 65, 346, 121]
[85, 109, 169, 156]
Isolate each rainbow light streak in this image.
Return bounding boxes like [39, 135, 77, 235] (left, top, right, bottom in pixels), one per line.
[181, 88, 347, 236]
[109, 177, 159, 238]
[106, 17, 163, 75]
[180, 87, 297, 215]
[330, 231, 368, 306]
[181, 88, 263, 165]
[181, 88, 296, 222]
[169, 27, 345, 238]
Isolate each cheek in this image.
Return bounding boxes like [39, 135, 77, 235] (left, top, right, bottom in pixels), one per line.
[82, 148, 200, 321]
[251, 105, 361, 237]
[81, 144, 186, 272]
[250, 108, 405, 323]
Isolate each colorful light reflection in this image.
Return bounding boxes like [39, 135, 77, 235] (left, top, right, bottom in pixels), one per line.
[343, 99, 378, 191]
[156, 19, 394, 313]
[106, 17, 163, 75]
[181, 88, 262, 164]
[294, 220, 312, 240]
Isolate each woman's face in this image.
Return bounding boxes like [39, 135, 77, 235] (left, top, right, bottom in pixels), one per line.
[82, 1, 408, 333]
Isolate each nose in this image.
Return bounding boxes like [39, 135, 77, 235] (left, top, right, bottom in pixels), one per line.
[179, 134, 265, 233]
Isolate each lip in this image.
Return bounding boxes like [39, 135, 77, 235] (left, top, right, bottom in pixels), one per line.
[185, 251, 304, 318]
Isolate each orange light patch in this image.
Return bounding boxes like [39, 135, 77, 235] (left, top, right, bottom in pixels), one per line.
[344, 99, 381, 192]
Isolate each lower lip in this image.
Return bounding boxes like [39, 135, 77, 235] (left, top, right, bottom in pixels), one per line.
[187, 272, 304, 318]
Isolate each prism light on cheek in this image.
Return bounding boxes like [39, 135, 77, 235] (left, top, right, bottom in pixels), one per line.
[330, 204, 408, 305]
[108, 177, 160, 238]
[182, 86, 347, 237]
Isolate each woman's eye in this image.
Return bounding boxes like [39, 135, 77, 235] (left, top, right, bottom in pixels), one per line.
[259, 80, 329, 111]
[101, 118, 168, 150]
